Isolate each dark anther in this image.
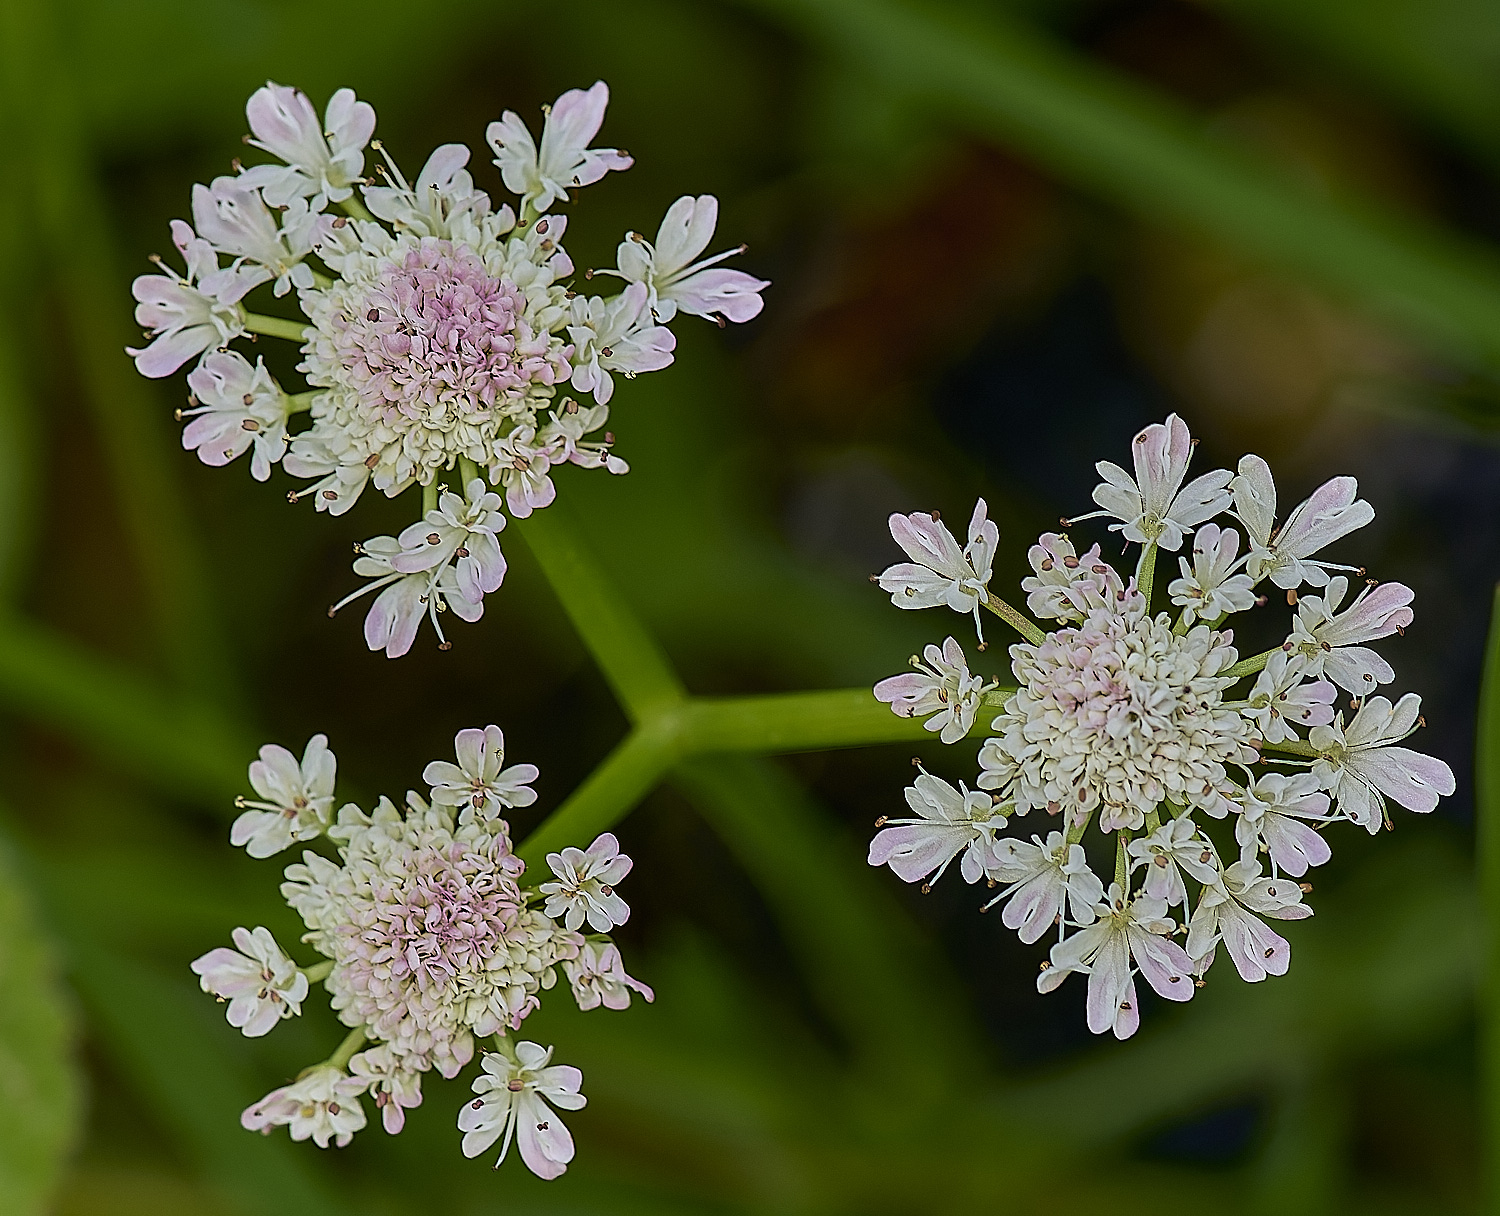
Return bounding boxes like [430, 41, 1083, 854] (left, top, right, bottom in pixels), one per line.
[367, 309, 381, 322]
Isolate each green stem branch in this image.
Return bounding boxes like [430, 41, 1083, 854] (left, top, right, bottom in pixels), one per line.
[983, 592, 1046, 645]
[1135, 541, 1159, 610]
[340, 194, 375, 223]
[243, 312, 308, 342]
[1222, 646, 1282, 681]
[323, 1026, 366, 1072]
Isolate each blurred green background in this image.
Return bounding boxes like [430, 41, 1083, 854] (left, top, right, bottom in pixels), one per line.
[0, 0, 1495, 1212]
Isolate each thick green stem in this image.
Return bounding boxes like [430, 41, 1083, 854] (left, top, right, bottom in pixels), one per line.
[517, 718, 683, 869]
[422, 483, 438, 515]
[515, 503, 686, 722]
[1476, 582, 1500, 1215]
[983, 592, 1046, 645]
[1113, 831, 1129, 896]
[243, 312, 308, 342]
[458, 456, 480, 488]
[286, 390, 319, 414]
[301, 960, 333, 984]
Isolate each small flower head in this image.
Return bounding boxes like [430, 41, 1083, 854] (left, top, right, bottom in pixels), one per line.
[564, 938, 655, 1011]
[487, 81, 632, 214]
[876, 500, 998, 640]
[611, 194, 768, 324]
[423, 724, 538, 821]
[230, 734, 337, 858]
[874, 636, 995, 743]
[540, 833, 633, 932]
[242, 1066, 367, 1148]
[190, 926, 308, 1037]
[350, 1044, 424, 1134]
[866, 413, 1450, 1040]
[182, 351, 288, 480]
[1074, 413, 1232, 551]
[869, 770, 1006, 889]
[458, 1042, 587, 1178]
[136, 80, 764, 649]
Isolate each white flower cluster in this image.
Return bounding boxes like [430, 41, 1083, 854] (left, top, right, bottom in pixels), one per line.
[131, 80, 767, 656]
[191, 725, 650, 1178]
[869, 414, 1454, 1039]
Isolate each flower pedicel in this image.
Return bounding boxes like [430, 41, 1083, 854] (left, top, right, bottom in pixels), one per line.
[191, 726, 651, 1177]
[131, 81, 767, 657]
[869, 414, 1454, 1039]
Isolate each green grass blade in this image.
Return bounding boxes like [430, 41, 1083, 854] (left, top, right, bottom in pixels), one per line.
[0, 615, 247, 804]
[672, 755, 984, 1085]
[1477, 581, 1500, 1213]
[0, 834, 81, 1216]
[24, 14, 236, 703]
[762, 0, 1500, 368]
[1205, 0, 1500, 167]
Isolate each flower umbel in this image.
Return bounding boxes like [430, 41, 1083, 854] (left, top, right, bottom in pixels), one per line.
[197, 726, 646, 1179]
[867, 413, 1452, 1039]
[135, 80, 767, 655]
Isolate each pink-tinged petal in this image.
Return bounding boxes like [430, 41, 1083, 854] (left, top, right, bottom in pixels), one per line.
[1001, 871, 1063, 944]
[888, 512, 963, 571]
[445, 591, 484, 624]
[1351, 746, 1455, 814]
[1166, 469, 1234, 533]
[325, 87, 377, 152]
[1321, 647, 1394, 694]
[868, 825, 968, 884]
[453, 727, 487, 776]
[1276, 476, 1374, 559]
[1323, 581, 1414, 645]
[515, 1094, 574, 1180]
[1130, 414, 1192, 518]
[873, 673, 930, 708]
[238, 998, 284, 1038]
[464, 531, 507, 596]
[130, 325, 216, 378]
[1084, 931, 1132, 1036]
[667, 268, 768, 323]
[544, 82, 610, 160]
[653, 194, 717, 273]
[1261, 815, 1331, 876]
[1220, 904, 1289, 982]
[1130, 930, 1195, 1002]
[365, 578, 425, 658]
[1111, 976, 1142, 1040]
